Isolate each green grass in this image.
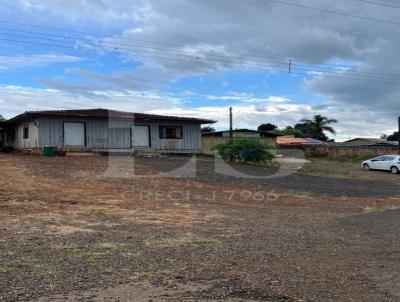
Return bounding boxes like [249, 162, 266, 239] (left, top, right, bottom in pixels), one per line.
[58, 242, 127, 261]
[145, 233, 222, 248]
[0, 264, 10, 273]
[364, 205, 400, 213]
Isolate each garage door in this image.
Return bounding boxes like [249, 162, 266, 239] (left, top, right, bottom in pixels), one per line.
[131, 125, 150, 147]
[64, 122, 85, 146]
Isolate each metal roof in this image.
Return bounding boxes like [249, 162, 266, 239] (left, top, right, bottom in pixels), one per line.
[7, 108, 216, 124]
[201, 129, 280, 137]
[277, 136, 324, 145]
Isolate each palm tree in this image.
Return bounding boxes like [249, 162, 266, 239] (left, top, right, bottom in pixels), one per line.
[295, 115, 338, 141]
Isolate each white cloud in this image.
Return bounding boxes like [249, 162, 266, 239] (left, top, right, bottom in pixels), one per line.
[0, 85, 396, 141]
[0, 54, 85, 70]
[203, 91, 289, 103]
[0, 85, 182, 119]
[3, 0, 400, 139]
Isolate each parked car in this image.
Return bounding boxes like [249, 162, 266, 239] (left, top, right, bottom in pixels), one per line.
[362, 155, 400, 174]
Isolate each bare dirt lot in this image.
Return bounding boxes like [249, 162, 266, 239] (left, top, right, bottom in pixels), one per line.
[0, 154, 399, 301]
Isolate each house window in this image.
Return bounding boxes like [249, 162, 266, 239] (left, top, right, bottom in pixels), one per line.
[23, 124, 29, 139]
[159, 126, 183, 139]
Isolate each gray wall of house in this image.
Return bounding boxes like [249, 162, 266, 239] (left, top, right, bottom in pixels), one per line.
[5, 119, 40, 150]
[37, 116, 202, 152]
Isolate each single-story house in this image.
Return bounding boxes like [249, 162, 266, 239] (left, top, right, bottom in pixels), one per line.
[201, 129, 280, 155]
[1, 108, 215, 154]
[202, 129, 280, 139]
[340, 138, 388, 146]
[0, 122, 5, 147]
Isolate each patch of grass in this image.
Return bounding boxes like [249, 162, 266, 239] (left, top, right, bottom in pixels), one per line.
[0, 264, 10, 273]
[121, 251, 141, 258]
[90, 209, 109, 217]
[30, 262, 59, 278]
[58, 242, 127, 261]
[0, 258, 60, 277]
[145, 233, 221, 248]
[364, 205, 400, 213]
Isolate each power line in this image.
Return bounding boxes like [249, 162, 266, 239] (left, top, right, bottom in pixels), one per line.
[292, 64, 400, 81]
[0, 27, 289, 67]
[0, 18, 293, 64]
[354, 0, 400, 9]
[0, 37, 290, 72]
[263, 0, 400, 26]
[2, 28, 397, 80]
[0, 18, 387, 73]
[1, 17, 400, 78]
[2, 36, 400, 84]
[1, 26, 400, 82]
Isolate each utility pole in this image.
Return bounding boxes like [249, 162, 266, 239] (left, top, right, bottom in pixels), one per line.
[398, 116, 400, 155]
[229, 106, 233, 139]
[288, 59, 292, 74]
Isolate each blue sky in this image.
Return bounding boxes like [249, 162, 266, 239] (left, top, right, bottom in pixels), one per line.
[1, 0, 400, 140]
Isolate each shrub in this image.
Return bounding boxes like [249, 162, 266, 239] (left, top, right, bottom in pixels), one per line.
[212, 138, 275, 163]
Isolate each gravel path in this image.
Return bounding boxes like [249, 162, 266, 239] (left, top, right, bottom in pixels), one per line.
[136, 157, 400, 198]
[0, 155, 399, 301]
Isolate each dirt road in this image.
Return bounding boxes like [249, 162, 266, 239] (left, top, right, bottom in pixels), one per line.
[0, 155, 399, 301]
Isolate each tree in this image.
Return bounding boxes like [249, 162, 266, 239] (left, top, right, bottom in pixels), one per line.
[201, 126, 215, 133]
[257, 123, 277, 132]
[387, 131, 400, 141]
[294, 115, 338, 141]
[0, 115, 5, 122]
[272, 126, 304, 137]
[213, 138, 275, 164]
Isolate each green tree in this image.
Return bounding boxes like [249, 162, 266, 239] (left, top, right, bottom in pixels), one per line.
[294, 115, 338, 141]
[387, 131, 400, 141]
[201, 126, 215, 133]
[272, 126, 305, 137]
[213, 138, 275, 164]
[257, 123, 277, 132]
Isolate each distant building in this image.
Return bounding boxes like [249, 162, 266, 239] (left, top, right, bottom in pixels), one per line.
[334, 138, 396, 147]
[340, 138, 387, 146]
[202, 129, 279, 139]
[277, 135, 324, 146]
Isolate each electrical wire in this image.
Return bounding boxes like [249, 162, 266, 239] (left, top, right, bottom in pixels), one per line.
[1, 27, 400, 82]
[0, 18, 390, 74]
[2, 36, 400, 84]
[353, 0, 400, 9]
[263, 0, 400, 26]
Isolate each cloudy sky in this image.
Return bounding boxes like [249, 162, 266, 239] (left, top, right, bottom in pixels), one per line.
[1, 0, 400, 140]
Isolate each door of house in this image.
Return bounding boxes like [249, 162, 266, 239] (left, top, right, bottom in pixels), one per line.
[131, 125, 150, 147]
[64, 122, 85, 146]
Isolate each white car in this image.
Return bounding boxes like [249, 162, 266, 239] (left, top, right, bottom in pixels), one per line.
[362, 155, 400, 174]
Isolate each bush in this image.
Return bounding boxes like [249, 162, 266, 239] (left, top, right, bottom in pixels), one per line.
[212, 138, 275, 163]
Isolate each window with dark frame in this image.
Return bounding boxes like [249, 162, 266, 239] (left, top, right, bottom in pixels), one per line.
[159, 126, 183, 139]
[23, 124, 29, 139]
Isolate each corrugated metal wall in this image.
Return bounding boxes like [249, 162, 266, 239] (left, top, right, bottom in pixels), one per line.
[38, 117, 202, 152]
[11, 120, 40, 149]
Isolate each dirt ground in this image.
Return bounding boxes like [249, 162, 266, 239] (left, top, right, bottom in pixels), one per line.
[0, 154, 399, 301]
